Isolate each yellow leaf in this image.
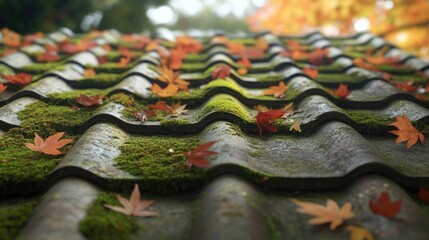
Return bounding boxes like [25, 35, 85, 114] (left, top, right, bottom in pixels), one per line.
[290, 121, 302, 132]
[346, 225, 373, 240]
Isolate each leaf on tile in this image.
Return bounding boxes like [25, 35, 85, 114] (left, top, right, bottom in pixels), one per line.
[353, 58, 379, 71]
[418, 187, 429, 203]
[84, 68, 96, 77]
[255, 37, 269, 51]
[117, 56, 131, 67]
[0, 83, 7, 94]
[369, 191, 402, 218]
[104, 184, 160, 217]
[37, 51, 60, 62]
[346, 225, 373, 240]
[394, 81, 418, 93]
[302, 67, 319, 79]
[183, 141, 219, 169]
[290, 121, 302, 132]
[75, 94, 104, 108]
[2, 73, 32, 86]
[291, 198, 355, 230]
[332, 84, 351, 98]
[389, 113, 424, 149]
[307, 48, 332, 65]
[170, 102, 188, 116]
[24, 132, 73, 155]
[150, 101, 172, 112]
[212, 65, 231, 80]
[256, 109, 286, 135]
[263, 81, 288, 98]
[151, 83, 179, 98]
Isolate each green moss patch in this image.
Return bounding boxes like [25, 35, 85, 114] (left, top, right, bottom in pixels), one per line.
[0, 198, 39, 240]
[94, 62, 132, 74]
[376, 64, 415, 74]
[392, 74, 428, 85]
[197, 94, 253, 122]
[0, 64, 14, 75]
[77, 73, 124, 88]
[114, 135, 206, 193]
[79, 192, 137, 240]
[315, 72, 367, 83]
[183, 53, 207, 63]
[48, 88, 109, 106]
[20, 62, 64, 75]
[248, 73, 284, 83]
[345, 110, 392, 133]
[0, 102, 91, 196]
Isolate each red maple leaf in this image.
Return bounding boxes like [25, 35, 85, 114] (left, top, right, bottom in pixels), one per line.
[183, 141, 219, 169]
[395, 81, 418, 93]
[119, 47, 133, 58]
[150, 101, 172, 112]
[24, 132, 73, 155]
[0, 83, 7, 94]
[369, 191, 402, 218]
[37, 51, 60, 62]
[212, 65, 231, 80]
[75, 94, 104, 108]
[2, 73, 32, 86]
[418, 187, 429, 203]
[98, 56, 108, 64]
[332, 84, 351, 98]
[302, 67, 319, 79]
[256, 110, 286, 135]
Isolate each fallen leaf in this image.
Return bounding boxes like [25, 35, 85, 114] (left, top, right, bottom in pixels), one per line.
[212, 65, 231, 80]
[369, 191, 402, 218]
[253, 104, 270, 112]
[24, 132, 73, 155]
[227, 42, 246, 55]
[151, 83, 179, 98]
[162, 49, 184, 70]
[2, 28, 21, 47]
[117, 56, 131, 67]
[237, 67, 248, 75]
[170, 102, 188, 116]
[104, 184, 160, 217]
[175, 36, 203, 54]
[2, 73, 32, 86]
[346, 225, 374, 240]
[76, 94, 104, 108]
[418, 187, 429, 203]
[0, 83, 7, 94]
[119, 46, 133, 58]
[237, 55, 252, 68]
[307, 48, 332, 65]
[183, 141, 219, 169]
[256, 110, 286, 135]
[353, 58, 379, 71]
[290, 121, 302, 132]
[287, 40, 307, 51]
[245, 47, 265, 58]
[98, 56, 108, 64]
[302, 67, 319, 79]
[263, 81, 288, 98]
[255, 37, 269, 51]
[395, 81, 418, 93]
[291, 198, 355, 230]
[157, 66, 189, 91]
[37, 51, 60, 62]
[150, 101, 172, 112]
[333, 84, 351, 98]
[389, 113, 425, 149]
[84, 69, 96, 77]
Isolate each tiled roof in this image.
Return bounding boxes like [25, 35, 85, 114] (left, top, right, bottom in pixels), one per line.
[0, 28, 429, 240]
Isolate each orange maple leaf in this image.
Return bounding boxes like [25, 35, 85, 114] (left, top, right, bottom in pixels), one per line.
[389, 113, 424, 149]
[333, 84, 351, 98]
[162, 49, 184, 70]
[119, 46, 133, 58]
[212, 65, 231, 80]
[302, 67, 319, 79]
[291, 199, 355, 231]
[1, 28, 21, 48]
[83, 69, 96, 77]
[37, 51, 60, 62]
[2, 73, 32, 86]
[183, 141, 219, 169]
[237, 55, 252, 68]
[151, 83, 179, 98]
[0, 83, 7, 94]
[307, 48, 332, 65]
[24, 132, 73, 155]
[287, 40, 307, 51]
[263, 81, 288, 98]
[346, 225, 374, 240]
[175, 36, 203, 54]
[157, 66, 189, 91]
[255, 37, 269, 51]
[227, 42, 246, 55]
[395, 81, 418, 93]
[76, 94, 104, 108]
[104, 184, 160, 217]
[117, 56, 131, 67]
[290, 121, 302, 132]
[353, 58, 379, 71]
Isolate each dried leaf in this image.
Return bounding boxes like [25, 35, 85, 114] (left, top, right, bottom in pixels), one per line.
[157, 66, 189, 91]
[37, 51, 60, 62]
[24, 132, 73, 155]
[307, 48, 332, 65]
[389, 113, 424, 149]
[151, 83, 179, 98]
[353, 58, 379, 71]
[170, 102, 188, 116]
[76, 94, 104, 108]
[256, 110, 286, 135]
[395, 81, 418, 93]
[290, 121, 302, 132]
[183, 141, 219, 169]
[346, 225, 373, 240]
[175, 36, 203, 54]
[418, 187, 429, 203]
[287, 40, 307, 51]
[84, 69, 96, 77]
[150, 101, 172, 112]
[255, 37, 269, 51]
[245, 47, 265, 58]
[302, 67, 319, 79]
[333, 84, 351, 98]
[237, 67, 248, 75]
[369, 191, 402, 218]
[212, 65, 231, 80]
[2, 73, 32, 86]
[117, 56, 131, 67]
[0, 83, 7, 94]
[227, 42, 246, 55]
[253, 104, 270, 112]
[119, 46, 133, 58]
[291, 198, 355, 230]
[263, 81, 288, 98]
[104, 184, 160, 217]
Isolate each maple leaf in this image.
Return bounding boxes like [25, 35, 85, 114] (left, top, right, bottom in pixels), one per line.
[333, 84, 351, 98]
[418, 187, 429, 203]
[395, 81, 418, 93]
[290, 121, 302, 132]
[263, 81, 288, 98]
[83, 69, 96, 77]
[353, 58, 379, 71]
[227, 42, 246, 55]
[307, 48, 332, 65]
[256, 110, 286, 135]
[24, 132, 73, 155]
[245, 47, 265, 58]
[104, 184, 160, 217]
[60, 40, 95, 54]
[175, 36, 203, 54]
[302, 67, 318, 79]
[255, 37, 269, 51]
[150, 101, 172, 112]
[237, 67, 248, 75]
[0, 83, 7, 94]
[157, 66, 189, 91]
[369, 191, 402, 218]
[170, 102, 188, 116]
[76, 94, 104, 108]
[237, 55, 252, 68]
[212, 65, 231, 80]
[2, 28, 21, 48]
[37, 51, 60, 62]
[117, 57, 131, 67]
[287, 40, 307, 51]
[2, 73, 32, 86]
[119, 46, 133, 58]
[162, 49, 184, 70]
[346, 225, 374, 240]
[389, 113, 424, 149]
[291, 199, 355, 231]
[183, 141, 219, 169]
[151, 83, 179, 98]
